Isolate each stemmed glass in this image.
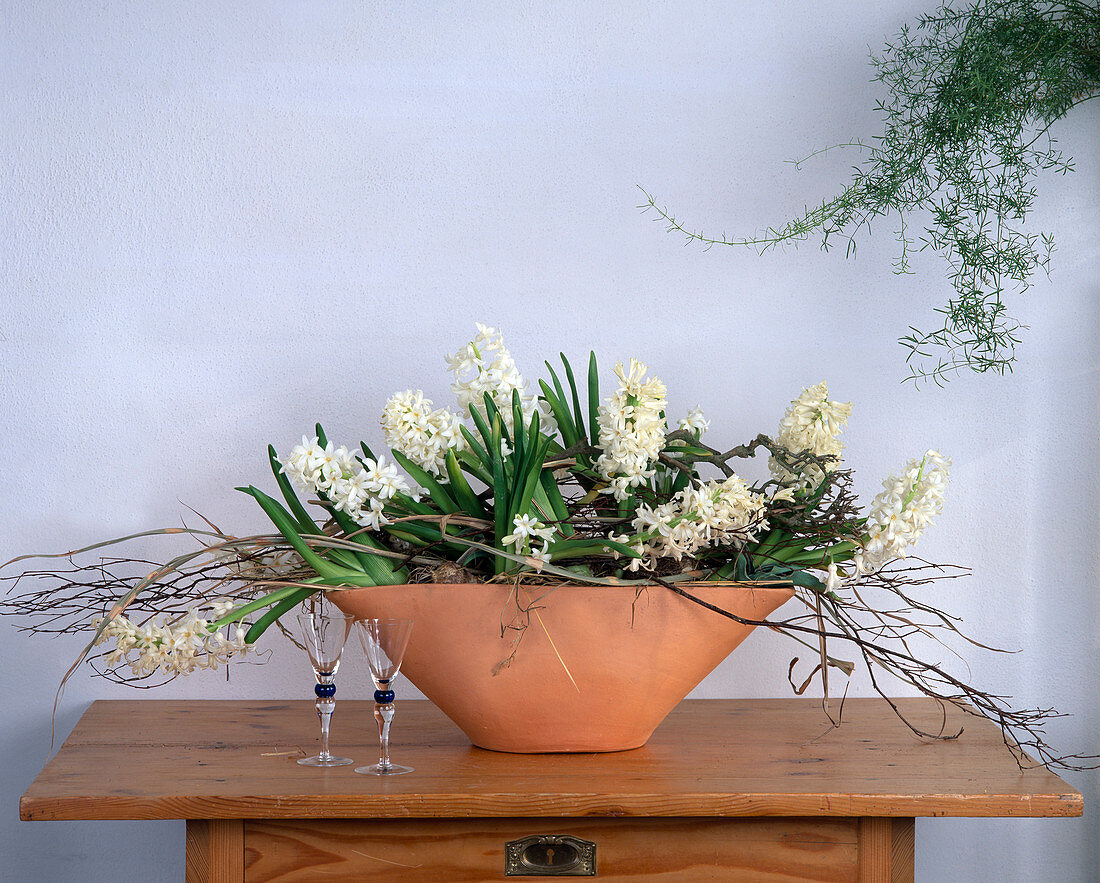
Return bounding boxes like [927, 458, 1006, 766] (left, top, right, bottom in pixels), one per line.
[296, 606, 354, 767]
[354, 618, 414, 775]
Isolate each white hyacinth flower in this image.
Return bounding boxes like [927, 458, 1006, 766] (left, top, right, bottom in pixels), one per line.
[362, 454, 410, 501]
[627, 473, 769, 565]
[381, 389, 466, 477]
[596, 359, 668, 501]
[206, 599, 236, 619]
[280, 434, 412, 530]
[280, 436, 325, 489]
[677, 406, 710, 436]
[860, 450, 951, 572]
[447, 324, 555, 436]
[502, 513, 555, 549]
[770, 381, 852, 491]
[528, 542, 551, 571]
[94, 608, 254, 678]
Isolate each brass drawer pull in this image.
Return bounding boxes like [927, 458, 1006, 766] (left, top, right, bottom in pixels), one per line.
[505, 834, 596, 876]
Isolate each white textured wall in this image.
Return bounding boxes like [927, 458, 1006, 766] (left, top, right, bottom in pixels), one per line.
[2, 2, 1097, 880]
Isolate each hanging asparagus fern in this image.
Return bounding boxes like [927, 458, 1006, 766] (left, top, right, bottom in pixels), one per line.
[641, 0, 1100, 383]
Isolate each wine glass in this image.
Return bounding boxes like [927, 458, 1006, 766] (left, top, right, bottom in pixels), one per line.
[354, 618, 414, 775]
[296, 605, 354, 767]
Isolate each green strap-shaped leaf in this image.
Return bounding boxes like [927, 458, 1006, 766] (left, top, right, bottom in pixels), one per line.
[264, 445, 381, 574]
[780, 540, 857, 567]
[266, 445, 320, 535]
[789, 569, 826, 591]
[237, 486, 346, 580]
[358, 441, 378, 465]
[389, 450, 460, 514]
[388, 489, 435, 516]
[210, 582, 321, 630]
[668, 443, 713, 457]
[587, 351, 601, 447]
[383, 522, 474, 558]
[735, 553, 750, 581]
[529, 482, 559, 533]
[750, 528, 787, 559]
[544, 360, 569, 410]
[445, 449, 486, 517]
[490, 416, 508, 573]
[804, 475, 833, 507]
[538, 378, 577, 447]
[510, 389, 526, 468]
[550, 537, 641, 560]
[384, 527, 434, 547]
[317, 511, 375, 573]
[543, 360, 577, 441]
[510, 407, 540, 493]
[482, 392, 512, 446]
[468, 402, 495, 452]
[616, 493, 634, 519]
[510, 433, 551, 522]
[560, 353, 587, 442]
[455, 447, 493, 486]
[327, 507, 406, 583]
[537, 470, 573, 536]
[456, 545, 490, 566]
[459, 426, 493, 472]
[244, 586, 317, 643]
[670, 466, 691, 495]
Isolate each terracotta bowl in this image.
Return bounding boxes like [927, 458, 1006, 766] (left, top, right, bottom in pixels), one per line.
[329, 581, 793, 753]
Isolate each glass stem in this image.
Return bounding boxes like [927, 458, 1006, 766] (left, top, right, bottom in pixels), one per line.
[375, 702, 395, 769]
[316, 696, 335, 761]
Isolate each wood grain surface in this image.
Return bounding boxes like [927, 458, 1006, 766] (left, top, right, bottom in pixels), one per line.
[186, 819, 244, 883]
[857, 818, 915, 883]
[242, 817, 862, 882]
[20, 698, 1083, 822]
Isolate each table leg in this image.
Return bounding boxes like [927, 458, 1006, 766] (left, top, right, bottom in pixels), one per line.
[186, 819, 244, 883]
[858, 817, 915, 883]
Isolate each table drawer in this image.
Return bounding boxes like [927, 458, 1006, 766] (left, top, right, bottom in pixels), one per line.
[243, 817, 865, 881]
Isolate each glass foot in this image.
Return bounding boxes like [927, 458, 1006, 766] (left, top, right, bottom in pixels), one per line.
[354, 762, 413, 775]
[298, 755, 354, 767]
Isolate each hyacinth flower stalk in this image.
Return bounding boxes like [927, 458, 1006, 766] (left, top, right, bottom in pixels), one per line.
[739, 450, 951, 586]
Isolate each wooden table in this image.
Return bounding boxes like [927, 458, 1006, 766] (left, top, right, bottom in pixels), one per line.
[21, 699, 1082, 881]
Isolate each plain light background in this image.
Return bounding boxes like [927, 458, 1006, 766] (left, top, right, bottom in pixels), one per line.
[2, 2, 1097, 880]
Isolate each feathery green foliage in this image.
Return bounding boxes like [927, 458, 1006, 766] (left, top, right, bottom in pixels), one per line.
[642, 0, 1099, 382]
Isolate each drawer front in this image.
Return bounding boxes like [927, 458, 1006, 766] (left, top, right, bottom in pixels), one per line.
[244, 817, 861, 881]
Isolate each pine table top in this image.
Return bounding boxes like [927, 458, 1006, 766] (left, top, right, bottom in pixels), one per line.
[20, 698, 1083, 822]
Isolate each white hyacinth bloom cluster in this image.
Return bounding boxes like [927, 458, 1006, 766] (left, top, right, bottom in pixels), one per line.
[596, 360, 668, 500]
[447, 324, 552, 436]
[381, 389, 465, 477]
[858, 450, 951, 572]
[280, 436, 410, 530]
[617, 475, 769, 571]
[677, 406, 710, 436]
[770, 381, 853, 490]
[92, 601, 251, 677]
[502, 513, 556, 570]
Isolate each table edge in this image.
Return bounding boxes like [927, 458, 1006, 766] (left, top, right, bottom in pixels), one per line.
[20, 791, 1084, 822]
